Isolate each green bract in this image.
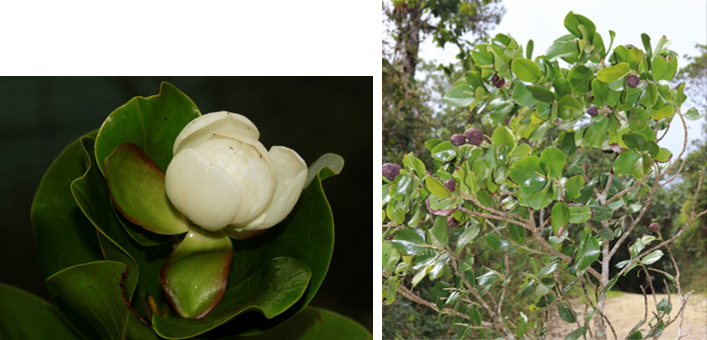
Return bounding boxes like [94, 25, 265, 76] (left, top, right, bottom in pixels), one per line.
[27, 82, 368, 339]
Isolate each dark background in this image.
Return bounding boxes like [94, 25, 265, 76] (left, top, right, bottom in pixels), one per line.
[0, 77, 372, 332]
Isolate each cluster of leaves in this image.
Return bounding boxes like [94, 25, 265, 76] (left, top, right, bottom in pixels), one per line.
[383, 12, 702, 339]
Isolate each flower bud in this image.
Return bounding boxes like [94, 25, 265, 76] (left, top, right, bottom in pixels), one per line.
[626, 75, 640, 88]
[464, 128, 483, 146]
[382, 163, 402, 181]
[649, 223, 661, 233]
[491, 74, 505, 88]
[447, 216, 459, 228]
[587, 106, 599, 117]
[450, 133, 466, 146]
[444, 179, 456, 192]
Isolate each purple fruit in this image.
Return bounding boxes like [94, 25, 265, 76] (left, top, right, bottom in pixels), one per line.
[444, 179, 456, 192]
[450, 133, 466, 146]
[587, 106, 599, 117]
[649, 223, 661, 233]
[626, 75, 640, 88]
[464, 128, 483, 146]
[382, 163, 402, 181]
[491, 74, 505, 88]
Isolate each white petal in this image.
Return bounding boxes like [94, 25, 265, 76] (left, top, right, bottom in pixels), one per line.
[165, 149, 241, 231]
[237, 146, 307, 231]
[173, 111, 259, 155]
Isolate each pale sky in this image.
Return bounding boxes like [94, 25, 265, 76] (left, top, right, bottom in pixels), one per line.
[419, 0, 707, 159]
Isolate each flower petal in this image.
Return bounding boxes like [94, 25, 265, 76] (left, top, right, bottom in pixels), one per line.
[236, 146, 307, 231]
[160, 229, 232, 319]
[106, 143, 190, 235]
[165, 148, 241, 231]
[173, 111, 260, 155]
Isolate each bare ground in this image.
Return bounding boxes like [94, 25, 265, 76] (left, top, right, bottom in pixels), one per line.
[547, 293, 707, 340]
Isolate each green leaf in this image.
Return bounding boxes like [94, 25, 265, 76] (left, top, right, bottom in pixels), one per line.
[457, 223, 480, 249]
[432, 141, 457, 163]
[106, 143, 190, 235]
[599, 228, 615, 241]
[47, 261, 159, 340]
[568, 205, 592, 224]
[640, 82, 659, 108]
[304, 153, 344, 188]
[537, 261, 558, 277]
[512, 58, 542, 82]
[551, 202, 569, 235]
[652, 56, 678, 81]
[565, 326, 586, 340]
[567, 65, 593, 93]
[546, 41, 579, 62]
[512, 82, 539, 106]
[565, 175, 585, 201]
[553, 79, 574, 98]
[0, 283, 80, 340]
[443, 85, 475, 107]
[510, 224, 526, 243]
[509, 156, 547, 194]
[613, 150, 641, 175]
[468, 307, 482, 326]
[685, 107, 701, 121]
[576, 231, 600, 271]
[540, 146, 566, 179]
[431, 216, 449, 247]
[656, 148, 672, 163]
[153, 256, 311, 339]
[597, 62, 630, 83]
[584, 116, 609, 148]
[557, 95, 582, 120]
[226, 307, 371, 340]
[486, 233, 511, 251]
[559, 302, 576, 323]
[477, 270, 499, 286]
[160, 229, 233, 318]
[403, 152, 426, 178]
[426, 176, 452, 198]
[564, 11, 595, 40]
[392, 229, 427, 256]
[628, 107, 650, 131]
[492, 126, 516, 150]
[95, 82, 201, 176]
[648, 104, 675, 120]
[528, 85, 556, 102]
[640, 250, 664, 265]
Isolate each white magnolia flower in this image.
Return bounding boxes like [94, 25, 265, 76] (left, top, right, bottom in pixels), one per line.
[165, 111, 307, 233]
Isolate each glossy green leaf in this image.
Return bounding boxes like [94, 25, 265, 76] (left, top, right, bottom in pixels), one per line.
[106, 143, 190, 235]
[486, 233, 511, 251]
[652, 56, 678, 81]
[640, 250, 664, 265]
[528, 187, 554, 210]
[567, 65, 593, 93]
[512, 82, 539, 106]
[540, 146, 566, 179]
[528, 85, 556, 102]
[477, 270, 499, 286]
[428, 176, 453, 201]
[546, 41, 579, 62]
[559, 302, 576, 323]
[599, 228, 615, 241]
[576, 231, 600, 271]
[564, 12, 595, 40]
[153, 256, 311, 339]
[47, 261, 158, 340]
[565, 326, 586, 340]
[557, 95, 582, 120]
[628, 107, 650, 131]
[565, 175, 584, 201]
[431, 216, 449, 247]
[443, 85, 475, 107]
[622, 132, 652, 152]
[656, 148, 672, 163]
[160, 229, 233, 318]
[509, 143, 532, 162]
[0, 283, 80, 340]
[512, 58, 542, 82]
[685, 107, 701, 121]
[492, 126, 516, 150]
[613, 150, 641, 175]
[389, 173, 413, 200]
[568, 205, 592, 223]
[597, 62, 630, 83]
[551, 202, 569, 235]
[536, 261, 558, 277]
[468, 307, 482, 326]
[392, 229, 427, 256]
[431, 141, 457, 162]
[553, 79, 574, 98]
[457, 223, 480, 249]
[95, 82, 201, 176]
[640, 82, 658, 108]
[304, 153, 344, 188]
[403, 152, 426, 178]
[226, 307, 371, 340]
[584, 116, 609, 148]
[509, 224, 526, 243]
[648, 104, 675, 120]
[509, 156, 547, 194]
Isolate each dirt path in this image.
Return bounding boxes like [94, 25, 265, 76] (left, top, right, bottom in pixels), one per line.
[547, 293, 707, 339]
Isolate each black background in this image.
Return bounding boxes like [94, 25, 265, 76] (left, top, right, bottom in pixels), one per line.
[0, 77, 372, 332]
